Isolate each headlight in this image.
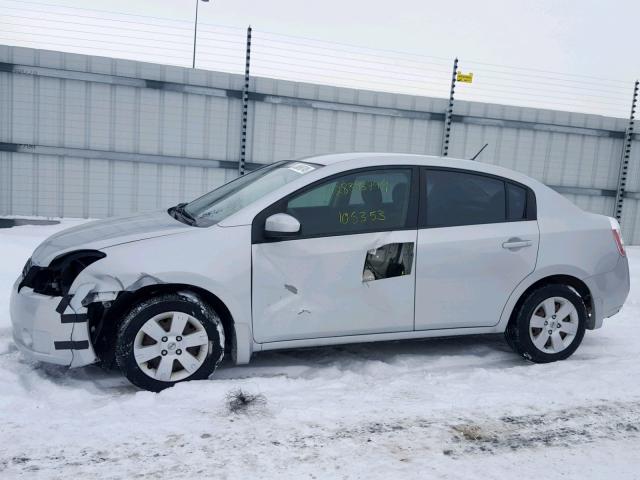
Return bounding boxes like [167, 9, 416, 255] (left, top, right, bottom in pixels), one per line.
[21, 258, 33, 281]
[19, 250, 106, 296]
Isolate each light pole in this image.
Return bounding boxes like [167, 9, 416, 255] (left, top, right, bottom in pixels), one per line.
[192, 0, 209, 68]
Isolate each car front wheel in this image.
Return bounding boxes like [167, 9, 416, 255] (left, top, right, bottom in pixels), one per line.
[115, 293, 225, 392]
[505, 284, 587, 363]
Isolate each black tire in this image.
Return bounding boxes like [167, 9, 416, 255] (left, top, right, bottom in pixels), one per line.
[115, 292, 225, 392]
[505, 284, 587, 363]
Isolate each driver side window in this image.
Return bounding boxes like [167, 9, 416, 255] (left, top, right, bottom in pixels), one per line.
[286, 168, 413, 237]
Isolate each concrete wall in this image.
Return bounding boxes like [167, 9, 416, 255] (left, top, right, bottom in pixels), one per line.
[1, 45, 638, 242]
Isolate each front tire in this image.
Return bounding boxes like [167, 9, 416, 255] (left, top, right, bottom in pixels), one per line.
[115, 293, 225, 392]
[505, 284, 587, 363]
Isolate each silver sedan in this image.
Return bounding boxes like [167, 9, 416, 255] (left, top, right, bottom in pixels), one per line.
[11, 153, 630, 391]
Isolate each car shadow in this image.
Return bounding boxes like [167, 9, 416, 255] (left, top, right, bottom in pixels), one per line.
[25, 334, 526, 394]
[215, 333, 524, 380]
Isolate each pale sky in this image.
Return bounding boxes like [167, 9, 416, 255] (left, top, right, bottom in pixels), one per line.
[1, 0, 637, 118]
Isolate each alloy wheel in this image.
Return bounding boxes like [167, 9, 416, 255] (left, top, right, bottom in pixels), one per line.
[528, 296, 579, 354]
[133, 311, 210, 382]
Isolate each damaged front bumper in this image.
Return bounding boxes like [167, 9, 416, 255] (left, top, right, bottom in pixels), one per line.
[10, 277, 99, 367]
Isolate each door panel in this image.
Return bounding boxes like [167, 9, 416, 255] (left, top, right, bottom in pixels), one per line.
[252, 230, 416, 343]
[415, 221, 539, 330]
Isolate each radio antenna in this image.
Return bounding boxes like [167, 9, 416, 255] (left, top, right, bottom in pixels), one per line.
[470, 143, 489, 161]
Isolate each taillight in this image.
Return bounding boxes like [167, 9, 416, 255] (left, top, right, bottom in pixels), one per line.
[610, 217, 626, 257]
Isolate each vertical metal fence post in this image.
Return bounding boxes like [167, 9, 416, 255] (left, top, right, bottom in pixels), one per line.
[441, 57, 458, 157]
[192, 0, 200, 69]
[239, 25, 252, 176]
[614, 80, 639, 222]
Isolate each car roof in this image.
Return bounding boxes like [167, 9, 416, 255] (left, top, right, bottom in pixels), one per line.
[305, 152, 422, 166]
[301, 152, 529, 182]
[304, 152, 496, 170]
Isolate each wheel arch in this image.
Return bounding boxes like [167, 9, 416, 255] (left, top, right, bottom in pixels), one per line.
[504, 274, 595, 331]
[88, 282, 240, 367]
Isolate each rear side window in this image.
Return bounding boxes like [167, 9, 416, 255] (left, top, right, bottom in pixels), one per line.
[507, 183, 527, 221]
[425, 170, 506, 227]
[286, 168, 413, 237]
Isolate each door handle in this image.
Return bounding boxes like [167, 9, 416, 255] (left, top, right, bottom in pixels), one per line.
[502, 238, 532, 249]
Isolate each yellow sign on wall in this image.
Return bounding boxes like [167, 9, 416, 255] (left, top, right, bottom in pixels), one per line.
[456, 72, 474, 83]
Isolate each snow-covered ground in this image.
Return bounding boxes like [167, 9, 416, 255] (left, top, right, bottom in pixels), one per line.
[1, 219, 639, 479]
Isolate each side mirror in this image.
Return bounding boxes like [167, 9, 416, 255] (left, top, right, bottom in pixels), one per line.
[264, 213, 300, 238]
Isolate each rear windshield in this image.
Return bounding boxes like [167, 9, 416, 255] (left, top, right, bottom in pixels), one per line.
[185, 161, 319, 226]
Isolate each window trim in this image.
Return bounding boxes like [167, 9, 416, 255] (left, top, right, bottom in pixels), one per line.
[419, 166, 537, 229]
[252, 165, 420, 244]
[506, 182, 531, 222]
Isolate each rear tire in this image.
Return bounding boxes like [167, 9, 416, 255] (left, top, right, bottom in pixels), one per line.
[115, 293, 224, 392]
[505, 284, 587, 363]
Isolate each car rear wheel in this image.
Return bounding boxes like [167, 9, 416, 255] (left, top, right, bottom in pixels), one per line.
[115, 293, 225, 392]
[505, 284, 587, 363]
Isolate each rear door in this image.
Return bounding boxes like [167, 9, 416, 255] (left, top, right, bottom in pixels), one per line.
[252, 167, 419, 343]
[415, 168, 539, 330]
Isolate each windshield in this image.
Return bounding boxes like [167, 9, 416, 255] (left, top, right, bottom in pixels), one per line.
[183, 161, 319, 226]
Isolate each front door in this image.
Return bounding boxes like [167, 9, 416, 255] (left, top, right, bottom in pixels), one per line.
[252, 167, 418, 343]
[415, 168, 539, 330]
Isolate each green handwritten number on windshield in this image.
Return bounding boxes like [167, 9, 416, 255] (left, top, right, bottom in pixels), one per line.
[338, 210, 386, 225]
[336, 180, 391, 197]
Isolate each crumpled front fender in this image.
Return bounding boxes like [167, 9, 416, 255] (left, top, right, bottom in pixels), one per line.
[67, 225, 254, 366]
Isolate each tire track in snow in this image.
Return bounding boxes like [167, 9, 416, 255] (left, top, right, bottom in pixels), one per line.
[1, 401, 639, 477]
[445, 400, 640, 456]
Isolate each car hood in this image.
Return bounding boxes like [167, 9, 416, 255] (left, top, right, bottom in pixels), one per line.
[31, 210, 193, 266]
